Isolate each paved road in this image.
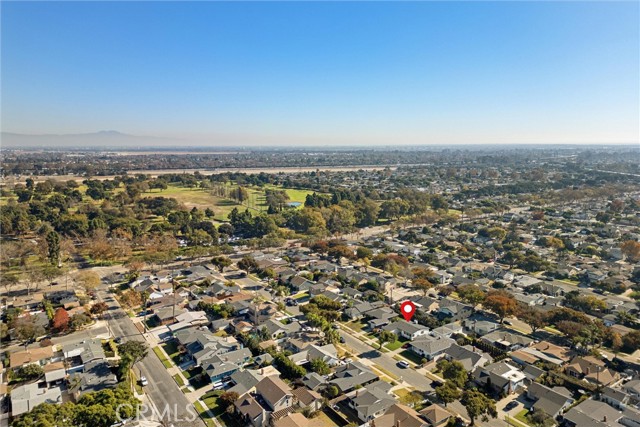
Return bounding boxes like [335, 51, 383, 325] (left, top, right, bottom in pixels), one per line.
[97, 287, 205, 427]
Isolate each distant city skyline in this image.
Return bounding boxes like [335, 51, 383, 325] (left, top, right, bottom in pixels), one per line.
[2, 1, 638, 146]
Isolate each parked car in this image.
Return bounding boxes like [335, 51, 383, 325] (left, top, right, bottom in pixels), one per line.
[339, 337, 346, 343]
[139, 376, 148, 386]
[402, 343, 411, 349]
[504, 401, 519, 411]
[397, 361, 410, 369]
[503, 320, 513, 326]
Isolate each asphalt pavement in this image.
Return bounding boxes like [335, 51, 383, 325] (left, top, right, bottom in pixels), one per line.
[97, 287, 205, 427]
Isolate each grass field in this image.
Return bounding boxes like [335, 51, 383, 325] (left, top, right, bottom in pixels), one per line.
[140, 184, 316, 220]
[384, 339, 405, 351]
[173, 373, 185, 387]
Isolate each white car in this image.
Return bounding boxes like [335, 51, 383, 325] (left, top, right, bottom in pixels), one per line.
[397, 361, 410, 369]
[139, 376, 148, 386]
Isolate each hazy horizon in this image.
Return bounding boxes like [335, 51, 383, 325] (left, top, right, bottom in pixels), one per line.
[2, 1, 639, 147]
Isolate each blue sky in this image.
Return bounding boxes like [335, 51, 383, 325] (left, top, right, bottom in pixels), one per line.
[2, 1, 638, 146]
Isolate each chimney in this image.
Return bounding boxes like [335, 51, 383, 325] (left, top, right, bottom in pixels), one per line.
[260, 368, 264, 375]
[603, 416, 607, 422]
[395, 419, 401, 427]
[585, 367, 590, 375]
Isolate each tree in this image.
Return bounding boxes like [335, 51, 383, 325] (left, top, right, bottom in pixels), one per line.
[483, 290, 517, 323]
[518, 306, 548, 333]
[46, 230, 61, 265]
[53, 307, 70, 332]
[75, 271, 101, 294]
[211, 256, 232, 272]
[621, 240, 640, 263]
[437, 359, 468, 388]
[622, 330, 640, 353]
[413, 278, 433, 296]
[528, 409, 554, 427]
[378, 331, 396, 350]
[435, 381, 461, 407]
[13, 314, 45, 342]
[70, 313, 92, 330]
[117, 341, 148, 377]
[90, 302, 109, 317]
[18, 364, 44, 380]
[219, 391, 239, 410]
[237, 256, 259, 273]
[457, 285, 486, 308]
[310, 358, 331, 375]
[461, 388, 497, 426]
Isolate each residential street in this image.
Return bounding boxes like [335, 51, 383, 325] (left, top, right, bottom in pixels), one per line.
[97, 286, 205, 427]
[338, 327, 513, 427]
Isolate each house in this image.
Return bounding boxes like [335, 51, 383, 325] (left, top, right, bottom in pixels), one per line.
[227, 366, 280, 395]
[330, 361, 378, 393]
[43, 362, 66, 387]
[473, 361, 526, 394]
[526, 383, 573, 418]
[348, 381, 397, 422]
[273, 413, 308, 427]
[68, 360, 118, 399]
[481, 329, 534, 351]
[623, 379, 640, 404]
[565, 356, 618, 386]
[382, 321, 430, 341]
[369, 404, 429, 427]
[562, 398, 640, 427]
[431, 322, 464, 338]
[174, 327, 238, 366]
[292, 387, 322, 411]
[442, 344, 493, 372]
[600, 386, 630, 410]
[10, 347, 54, 370]
[247, 302, 279, 325]
[202, 347, 252, 382]
[255, 376, 294, 413]
[436, 300, 473, 321]
[167, 310, 209, 332]
[408, 336, 455, 361]
[62, 339, 106, 372]
[235, 394, 268, 427]
[419, 404, 452, 427]
[301, 372, 326, 391]
[288, 344, 340, 367]
[152, 306, 187, 325]
[262, 319, 302, 341]
[464, 319, 501, 336]
[11, 383, 62, 416]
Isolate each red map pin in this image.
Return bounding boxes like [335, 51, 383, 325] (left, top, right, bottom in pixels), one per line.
[400, 300, 416, 322]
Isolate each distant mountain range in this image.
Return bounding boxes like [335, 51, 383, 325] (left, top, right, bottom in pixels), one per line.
[1, 131, 182, 148]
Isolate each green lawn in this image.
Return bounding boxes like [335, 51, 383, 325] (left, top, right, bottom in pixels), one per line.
[203, 396, 225, 417]
[162, 340, 182, 364]
[152, 346, 173, 369]
[513, 409, 532, 427]
[343, 320, 366, 332]
[384, 339, 405, 351]
[399, 350, 424, 365]
[194, 401, 216, 427]
[173, 374, 185, 387]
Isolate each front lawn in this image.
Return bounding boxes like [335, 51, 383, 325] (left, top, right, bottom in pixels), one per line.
[152, 346, 173, 368]
[173, 374, 185, 387]
[162, 340, 182, 364]
[514, 409, 532, 426]
[399, 350, 424, 365]
[384, 339, 405, 351]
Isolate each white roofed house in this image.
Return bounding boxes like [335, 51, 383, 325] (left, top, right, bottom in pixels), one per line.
[383, 321, 430, 341]
[10, 383, 62, 417]
[407, 336, 455, 361]
[473, 361, 526, 395]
